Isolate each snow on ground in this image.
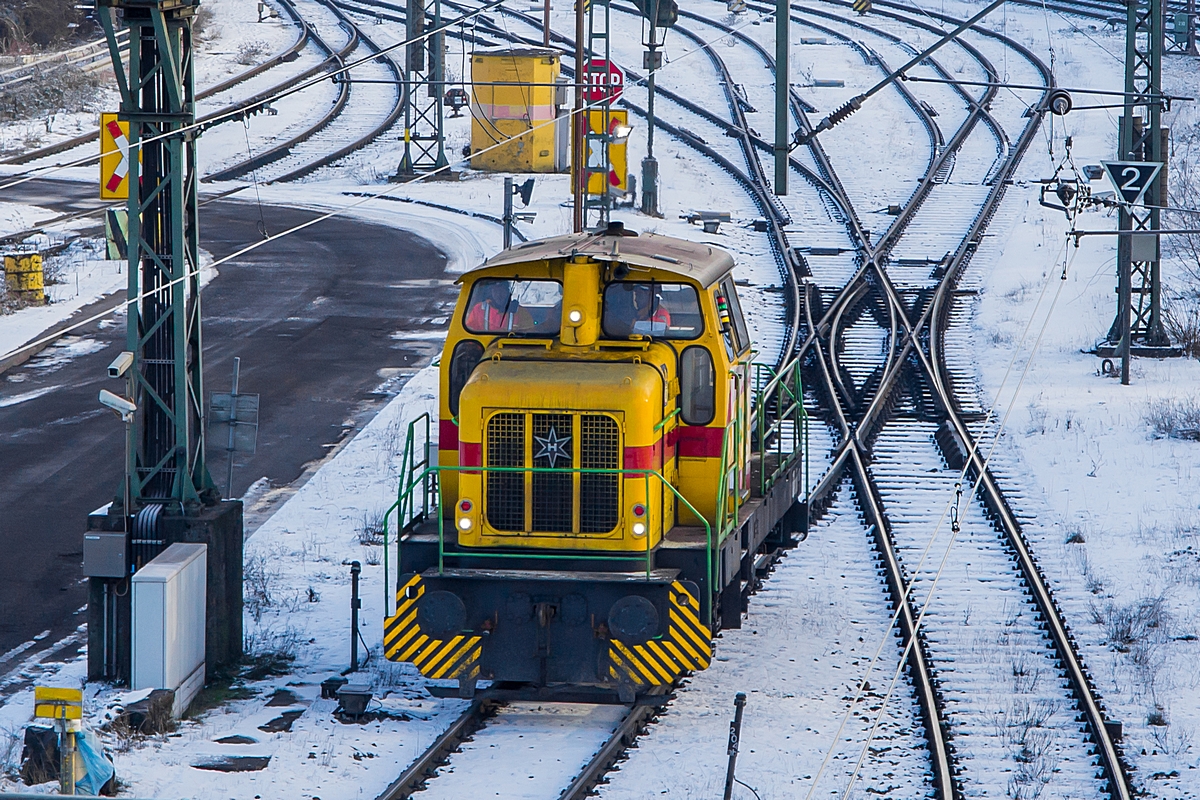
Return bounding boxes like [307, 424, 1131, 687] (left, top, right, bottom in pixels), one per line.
[600, 495, 933, 800]
[3, 0, 1200, 796]
[895, 2, 1200, 796]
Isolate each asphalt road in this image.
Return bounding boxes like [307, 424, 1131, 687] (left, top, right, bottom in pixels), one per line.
[0, 180, 457, 659]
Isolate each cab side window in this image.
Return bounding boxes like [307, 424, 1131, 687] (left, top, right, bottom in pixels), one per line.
[680, 346, 716, 425]
[717, 277, 750, 354]
[448, 340, 484, 417]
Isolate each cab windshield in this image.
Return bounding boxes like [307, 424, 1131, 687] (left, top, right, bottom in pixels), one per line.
[601, 281, 703, 339]
[463, 278, 562, 335]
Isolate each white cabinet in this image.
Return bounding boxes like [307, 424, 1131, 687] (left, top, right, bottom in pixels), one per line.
[131, 543, 207, 718]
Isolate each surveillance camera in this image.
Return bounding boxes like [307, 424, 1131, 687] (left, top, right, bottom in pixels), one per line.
[98, 389, 137, 419]
[108, 350, 134, 378]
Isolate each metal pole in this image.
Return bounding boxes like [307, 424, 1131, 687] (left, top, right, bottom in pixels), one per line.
[350, 560, 362, 671]
[544, 0, 551, 47]
[503, 177, 514, 248]
[774, 0, 788, 195]
[722, 692, 747, 800]
[573, 0, 586, 232]
[641, 26, 660, 216]
[226, 357, 240, 497]
[59, 721, 76, 795]
[1118, 219, 1132, 384]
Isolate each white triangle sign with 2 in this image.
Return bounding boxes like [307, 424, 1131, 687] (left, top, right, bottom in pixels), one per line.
[1102, 161, 1163, 205]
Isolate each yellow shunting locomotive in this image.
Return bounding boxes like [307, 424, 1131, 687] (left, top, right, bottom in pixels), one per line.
[383, 223, 807, 701]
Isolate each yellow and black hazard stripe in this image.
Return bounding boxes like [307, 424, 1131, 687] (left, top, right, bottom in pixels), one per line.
[606, 581, 712, 687]
[852, 0, 871, 13]
[383, 575, 483, 681]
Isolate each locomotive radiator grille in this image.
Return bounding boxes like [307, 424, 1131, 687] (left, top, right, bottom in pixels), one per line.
[485, 411, 621, 534]
[485, 412, 525, 532]
[580, 415, 620, 532]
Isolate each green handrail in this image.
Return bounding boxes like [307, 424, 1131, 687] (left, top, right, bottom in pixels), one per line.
[387, 463, 715, 626]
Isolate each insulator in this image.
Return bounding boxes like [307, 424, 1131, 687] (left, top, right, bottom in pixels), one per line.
[826, 96, 863, 127]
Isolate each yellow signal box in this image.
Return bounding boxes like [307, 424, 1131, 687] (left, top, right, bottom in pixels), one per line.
[3, 250, 45, 304]
[100, 112, 130, 200]
[470, 48, 568, 173]
[577, 108, 630, 195]
[34, 686, 83, 720]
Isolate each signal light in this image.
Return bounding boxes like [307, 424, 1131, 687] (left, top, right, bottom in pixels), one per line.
[632, 503, 647, 517]
[460, 499, 472, 512]
[632, 522, 647, 536]
[632, 0, 678, 28]
[515, 178, 535, 207]
[458, 518, 473, 531]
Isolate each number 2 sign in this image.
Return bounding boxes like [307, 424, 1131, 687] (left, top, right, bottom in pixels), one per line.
[1102, 161, 1163, 205]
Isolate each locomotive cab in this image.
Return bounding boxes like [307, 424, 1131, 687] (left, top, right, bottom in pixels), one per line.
[384, 225, 807, 700]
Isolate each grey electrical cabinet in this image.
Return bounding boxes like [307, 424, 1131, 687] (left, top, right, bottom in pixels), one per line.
[83, 532, 127, 578]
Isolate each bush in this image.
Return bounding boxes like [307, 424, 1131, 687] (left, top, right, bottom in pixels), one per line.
[358, 508, 386, 546]
[1143, 395, 1200, 439]
[0, 0, 93, 52]
[1090, 595, 1171, 653]
[0, 64, 106, 123]
[235, 40, 270, 66]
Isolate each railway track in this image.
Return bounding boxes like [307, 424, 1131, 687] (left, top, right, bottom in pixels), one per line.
[774, 2, 1133, 799]
[8, 0, 1120, 794]
[414, 0, 1136, 796]
[205, 0, 405, 183]
[3, 0, 406, 184]
[0, 0, 310, 167]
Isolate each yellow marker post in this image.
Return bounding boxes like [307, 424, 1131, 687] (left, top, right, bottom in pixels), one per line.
[34, 686, 83, 795]
[99, 112, 130, 200]
[583, 109, 629, 195]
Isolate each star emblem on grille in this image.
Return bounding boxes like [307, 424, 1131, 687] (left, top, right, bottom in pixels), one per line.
[533, 427, 572, 468]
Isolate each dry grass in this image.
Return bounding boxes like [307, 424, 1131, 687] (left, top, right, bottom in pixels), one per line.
[1143, 395, 1200, 439]
[235, 40, 270, 65]
[0, 64, 106, 122]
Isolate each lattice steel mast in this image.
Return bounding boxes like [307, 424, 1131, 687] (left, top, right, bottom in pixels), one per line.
[399, 0, 449, 173]
[1101, 0, 1171, 384]
[98, 0, 214, 510]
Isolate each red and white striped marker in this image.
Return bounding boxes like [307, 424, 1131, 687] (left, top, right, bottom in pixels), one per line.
[105, 119, 129, 194]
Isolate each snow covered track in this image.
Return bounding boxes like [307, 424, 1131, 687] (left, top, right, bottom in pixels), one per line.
[0, 0, 312, 167]
[773, 1, 1135, 798]
[373, 693, 662, 800]
[204, 0, 404, 183]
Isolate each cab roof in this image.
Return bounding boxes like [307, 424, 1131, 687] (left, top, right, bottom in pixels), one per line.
[471, 225, 736, 288]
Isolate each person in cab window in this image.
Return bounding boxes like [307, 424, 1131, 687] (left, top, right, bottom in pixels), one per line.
[631, 284, 671, 336]
[467, 280, 514, 332]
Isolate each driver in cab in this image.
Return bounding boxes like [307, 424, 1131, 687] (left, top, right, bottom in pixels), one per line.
[608, 283, 671, 336]
[466, 280, 536, 333]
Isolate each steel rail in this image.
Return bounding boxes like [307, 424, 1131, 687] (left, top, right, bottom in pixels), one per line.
[374, 697, 502, 800]
[0, 30, 129, 97]
[201, 0, 361, 182]
[795, 1, 1134, 798]
[556, 687, 670, 800]
[248, 0, 406, 183]
[0, 0, 310, 166]
[627, 10, 956, 797]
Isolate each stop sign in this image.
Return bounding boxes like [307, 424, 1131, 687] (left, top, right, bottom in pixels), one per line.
[581, 58, 624, 102]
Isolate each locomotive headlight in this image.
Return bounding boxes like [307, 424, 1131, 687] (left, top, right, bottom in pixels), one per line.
[458, 517, 473, 530]
[632, 522, 646, 537]
[568, 308, 583, 324]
